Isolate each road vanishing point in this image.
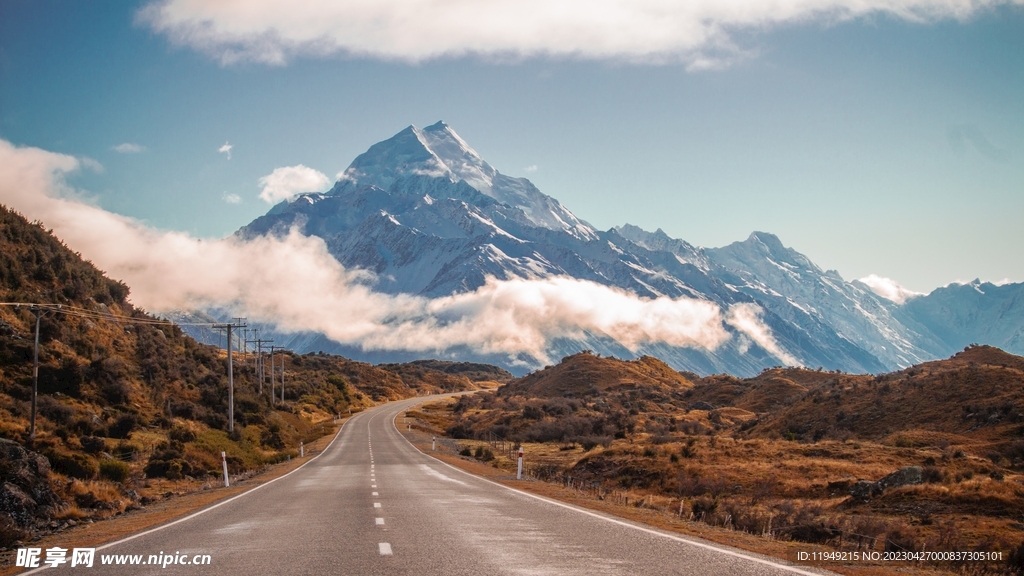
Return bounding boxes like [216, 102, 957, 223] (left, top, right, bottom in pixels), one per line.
[28, 395, 833, 575]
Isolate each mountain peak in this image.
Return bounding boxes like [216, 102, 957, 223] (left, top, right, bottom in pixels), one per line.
[330, 122, 596, 239]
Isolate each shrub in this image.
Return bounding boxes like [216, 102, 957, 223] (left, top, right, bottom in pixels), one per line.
[921, 466, 945, 484]
[46, 450, 99, 480]
[168, 426, 197, 443]
[108, 413, 139, 439]
[79, 436, 106, 454]
[691, 496, 717, 518]
[99, 459, 131, 483]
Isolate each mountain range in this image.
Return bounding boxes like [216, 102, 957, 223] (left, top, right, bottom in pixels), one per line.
[221, 121, 1022, 376]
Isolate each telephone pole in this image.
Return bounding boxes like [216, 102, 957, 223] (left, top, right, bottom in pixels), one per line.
[215, 318, 246, 433]
[268, 346, 281, 404]
[249, 337, 273, 394]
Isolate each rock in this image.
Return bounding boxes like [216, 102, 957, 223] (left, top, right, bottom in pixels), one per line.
[688, 401, 716, 411]
[0, 482, 37, 526]
[877, 466, 923, 491]
[850, 480, 882, 500]
[0, 439, 62, 528]
[849, 466, 923, 500]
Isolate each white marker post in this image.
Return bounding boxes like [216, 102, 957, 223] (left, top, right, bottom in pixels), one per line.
[221, 451, 229, 487]
[517, 446, 524, 480]
[432, 436, 436, 451]
[300, 442, 304, 457]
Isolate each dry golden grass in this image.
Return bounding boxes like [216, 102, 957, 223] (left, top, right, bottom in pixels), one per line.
[409, 384, 1023, 575]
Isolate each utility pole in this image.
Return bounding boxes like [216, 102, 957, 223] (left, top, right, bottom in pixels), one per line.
[280, 350, 286, 403]
[251, 338, 272, 394]
[28, 305, 41, 445]
[245, 327, 260, 376]
[268, 344, 280, 403]
[215, 319, 246, 433]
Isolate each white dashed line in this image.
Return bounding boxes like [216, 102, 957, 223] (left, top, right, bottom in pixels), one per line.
[379, 542, 392, 556]
[372, 485, 377, 488]
[376, 518, 384, 525]
[372, 492, 379, 496]
[374, 503, 382, 508]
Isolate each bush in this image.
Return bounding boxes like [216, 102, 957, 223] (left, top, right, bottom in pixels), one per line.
[79, 436, 106, 454]
[99, 459, 131, 483]
[691, 496, 718, 519]
[168, 426, 197, 443]
[108, 413, 139, 439]
[46, 450, 98, 480]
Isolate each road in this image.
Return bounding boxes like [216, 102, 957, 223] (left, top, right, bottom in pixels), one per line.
[27, 395, 830, 575]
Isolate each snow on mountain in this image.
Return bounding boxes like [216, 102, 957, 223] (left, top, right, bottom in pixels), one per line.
[225, 122, 1023, 376]
[334, 121, 598, 241]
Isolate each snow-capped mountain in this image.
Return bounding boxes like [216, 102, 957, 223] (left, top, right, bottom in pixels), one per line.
[229, 122, 1023, 375]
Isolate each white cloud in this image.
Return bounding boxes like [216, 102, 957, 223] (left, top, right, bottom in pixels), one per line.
[258, 165, 331, 204]
[218, 142, 232, 159]
[222, 192, 242, 204]
[137, 0, 1018, 68]
[0, 137, 792, 367]
[858, 274, 924, 304]
[726, 303, 799, 366]
[113, 143, 146, 154]
[524, 165, 538, 173]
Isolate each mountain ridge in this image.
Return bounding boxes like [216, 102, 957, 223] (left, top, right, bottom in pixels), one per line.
[229, 122, 1022, 376]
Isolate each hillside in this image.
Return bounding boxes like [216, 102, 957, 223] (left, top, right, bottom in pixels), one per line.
[431, 347, 1024, 571]
[0, 205, 483, 546]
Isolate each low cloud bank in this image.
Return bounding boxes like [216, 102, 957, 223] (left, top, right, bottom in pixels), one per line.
[0, 138, 794, 366]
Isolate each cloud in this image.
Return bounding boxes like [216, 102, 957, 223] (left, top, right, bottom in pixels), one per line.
[726, 303, 799, 366]
[222, 192, 242, 204]
[0, 137, 794, 367]
[218, 142, 232, 159]
[858, 274, 924, 304]
[112, 143, 146, 154]
[258, 165, 331, 204]
[524, 165, 538, 173]
[137, 0, 1018, 68]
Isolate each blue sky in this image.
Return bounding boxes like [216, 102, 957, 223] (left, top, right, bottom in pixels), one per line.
[1, 0, 1022, 294]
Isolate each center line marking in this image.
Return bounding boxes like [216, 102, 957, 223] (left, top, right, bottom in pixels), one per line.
[376, 518, 384, 525]
[371, 485, 377, 488]
[378, 542, 392, 556]
[372, 492, 379, 496]
[374, 502, 381, 508]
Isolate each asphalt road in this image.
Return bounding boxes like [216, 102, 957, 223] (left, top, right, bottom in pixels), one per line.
[26, 396, 832, 575]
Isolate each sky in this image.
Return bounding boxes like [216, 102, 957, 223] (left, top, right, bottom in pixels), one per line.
[1, 0, 1022, 295]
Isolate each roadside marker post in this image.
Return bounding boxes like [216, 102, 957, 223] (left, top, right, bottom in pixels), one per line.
[517, 447, 524, 480]
[300, 442, 305, 457]
[221, 451, 229, 487]
[432, 436, 436, 451]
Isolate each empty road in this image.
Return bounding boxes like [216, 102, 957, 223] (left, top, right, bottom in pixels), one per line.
[26, 395, 830, 575]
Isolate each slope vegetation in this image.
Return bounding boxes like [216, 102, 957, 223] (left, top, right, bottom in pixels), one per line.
[0, 205, 485, 546]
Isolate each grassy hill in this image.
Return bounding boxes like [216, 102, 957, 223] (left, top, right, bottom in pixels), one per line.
[0, 205, 489, 547]
[433, 346, 1024, 572]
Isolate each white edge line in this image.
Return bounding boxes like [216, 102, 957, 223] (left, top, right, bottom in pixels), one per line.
[392, 397, 833, 576]
[21, 411, 360, 575]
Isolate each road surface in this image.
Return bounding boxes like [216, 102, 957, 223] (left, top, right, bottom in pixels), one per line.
[26, 395, 830, 575]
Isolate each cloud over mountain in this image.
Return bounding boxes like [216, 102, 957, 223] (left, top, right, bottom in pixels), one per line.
[0, 138, 748, 366]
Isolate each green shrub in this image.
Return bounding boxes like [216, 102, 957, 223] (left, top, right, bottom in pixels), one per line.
[168, 426, 196, 443]
[46, 450, 98, 480]
[99, 459, 131, 483]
